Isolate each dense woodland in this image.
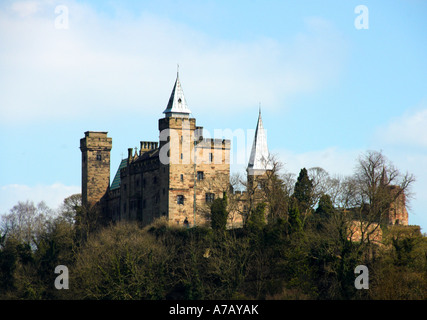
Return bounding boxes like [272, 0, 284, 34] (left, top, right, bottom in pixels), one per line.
[0, 150, 426, 300]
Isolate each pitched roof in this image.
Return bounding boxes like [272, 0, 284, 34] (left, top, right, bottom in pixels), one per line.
[247, 109, 273, 175]
[110, 158, 127, 190]
[163, 72, 192, 117]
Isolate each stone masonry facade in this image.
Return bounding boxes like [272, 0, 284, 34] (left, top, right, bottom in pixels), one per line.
[80, 73, 410, 232]
[80, 74, 237, 227]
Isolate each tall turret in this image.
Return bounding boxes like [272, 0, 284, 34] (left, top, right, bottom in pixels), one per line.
[80, 131, 112, 207]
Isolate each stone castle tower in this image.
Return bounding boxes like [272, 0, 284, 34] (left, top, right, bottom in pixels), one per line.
[80, 131, 112, 207]
[81, 72, 232, 227]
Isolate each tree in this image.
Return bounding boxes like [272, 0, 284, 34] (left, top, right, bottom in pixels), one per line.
[288, 197, 303, 235]
[235, 155, 291, 225]
[210, 193, 229, 232]
[351, 150, 415, 242]
[0, 201, 53, 248]
[293, 168, 314, 218]
[262, 159, 290, 222]
[315, 194, 334, 218]
[57, 194, 81, 225]
[247, 202, 266, 233]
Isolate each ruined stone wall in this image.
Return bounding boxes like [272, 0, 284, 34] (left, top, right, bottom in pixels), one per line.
[348, 220, 383, 244]
[388, 186, 409, 225]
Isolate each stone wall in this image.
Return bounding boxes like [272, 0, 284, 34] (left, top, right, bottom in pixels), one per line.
[348, 220, 383, 244]
[387, 186, 409, 225]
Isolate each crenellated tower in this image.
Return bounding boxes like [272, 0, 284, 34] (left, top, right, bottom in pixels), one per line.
[80, 131, 112, 207]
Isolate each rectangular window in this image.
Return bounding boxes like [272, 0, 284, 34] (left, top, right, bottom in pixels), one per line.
[96, 154, 102, 161]
[205, 193, 215, 203]
[197, 171, 204, 181]
[177, 195, 184, 205]
[180, 174, 184, 182]
[209, 153, 213, 163]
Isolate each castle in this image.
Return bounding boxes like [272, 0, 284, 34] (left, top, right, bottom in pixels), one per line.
[80, 72, 272, 227]
[80, 72, 409, 231]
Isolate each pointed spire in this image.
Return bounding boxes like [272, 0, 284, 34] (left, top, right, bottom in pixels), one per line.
[247, 107, 273, 175]
[163, 69, 192, 118]
[380, 166, 388, 186]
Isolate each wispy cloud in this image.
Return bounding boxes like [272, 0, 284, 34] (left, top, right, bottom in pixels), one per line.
[0, 0, 348, 125]
[375, 103, 427, 148]
[11, 0, 40, 17]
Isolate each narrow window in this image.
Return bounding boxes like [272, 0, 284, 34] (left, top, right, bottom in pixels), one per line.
[96, 154, 102, 161]
[206, 193, 215, 203]
[177, 195, 184, 205]
[209, 152, 213, 163]
[180, 174, 184, 182]
[197, 171, 204, 181]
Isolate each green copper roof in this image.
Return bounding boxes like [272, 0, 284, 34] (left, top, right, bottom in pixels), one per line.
[110, 159, 127, 190]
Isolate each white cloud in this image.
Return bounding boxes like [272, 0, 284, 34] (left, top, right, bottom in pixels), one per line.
[0, 183, 80, 215]
[0, 1, 348, 124]
[11, 1, 40, 17]
[375, 105, 427, 148]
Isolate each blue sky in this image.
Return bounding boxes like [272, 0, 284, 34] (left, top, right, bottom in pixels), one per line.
[0, 0, 426, 231]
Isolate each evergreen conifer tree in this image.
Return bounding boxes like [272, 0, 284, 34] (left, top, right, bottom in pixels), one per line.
[293, 168, 313, 214]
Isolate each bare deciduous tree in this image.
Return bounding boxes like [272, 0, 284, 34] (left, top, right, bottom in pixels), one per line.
[0, 200, 53, 248]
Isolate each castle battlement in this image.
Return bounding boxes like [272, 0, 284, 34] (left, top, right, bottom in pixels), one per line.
[80, 131, 112, 150]
[80, 72, 259, 228]
[197, 138, 231, 149]
[140, 141, 159, 154]
[158, 116, 196, 131]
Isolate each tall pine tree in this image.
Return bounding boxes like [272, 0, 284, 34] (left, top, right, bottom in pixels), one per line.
[288, 196, 303, 235]
[293, 168, 313, 214]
